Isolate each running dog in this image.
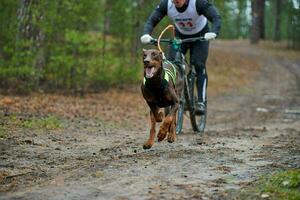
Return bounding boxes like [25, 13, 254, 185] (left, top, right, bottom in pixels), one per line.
[141, 49, 183, 149]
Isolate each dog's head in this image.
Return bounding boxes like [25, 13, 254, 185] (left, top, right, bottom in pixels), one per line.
[143, 49, 163, 79]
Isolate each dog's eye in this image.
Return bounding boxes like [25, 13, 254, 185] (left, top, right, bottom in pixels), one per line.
[152, 52, 160, 59]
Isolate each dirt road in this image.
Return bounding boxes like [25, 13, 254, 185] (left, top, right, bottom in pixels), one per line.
[0, 41, 299, 200]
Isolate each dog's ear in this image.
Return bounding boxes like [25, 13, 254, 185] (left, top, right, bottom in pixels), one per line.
[142, 49, 147, 53]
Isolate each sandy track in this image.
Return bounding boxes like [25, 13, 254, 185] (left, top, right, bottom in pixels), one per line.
[0, 41, 299, 200]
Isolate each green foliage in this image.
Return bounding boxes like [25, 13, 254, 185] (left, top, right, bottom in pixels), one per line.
[0, 0, 18, 58]
[0, 0, 142, 92]
[240, 169, 300, 200]
[0, 0, 299, 93]
[44, 30, 141, 90]
[260, 169, 300, 199]
[211, 0, 250, 39]
[0, 128, 6, 139]
[0, 66, 37, 93]
[22, 116, 63, 130]
[0, 114, 63, 134]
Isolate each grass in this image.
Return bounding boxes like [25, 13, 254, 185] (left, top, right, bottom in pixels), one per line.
[240, 169, 300, 200]
[260, 169, 300, 200]
[22, 116, 63, 130]
[0, 128, 6, 139]
[1, 114, 63, 131]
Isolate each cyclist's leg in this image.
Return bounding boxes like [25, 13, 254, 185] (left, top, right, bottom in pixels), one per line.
[190, 39, 209, 106]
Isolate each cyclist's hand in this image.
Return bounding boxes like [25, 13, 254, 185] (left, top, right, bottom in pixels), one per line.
[204, 32, 217, 40]
[140, 34, 153, 44]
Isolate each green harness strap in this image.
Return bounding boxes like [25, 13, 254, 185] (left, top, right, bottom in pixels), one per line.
[163, 60, 176, 85]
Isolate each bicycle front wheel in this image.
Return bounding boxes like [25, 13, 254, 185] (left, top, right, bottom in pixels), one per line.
[188, 71, 207, 133]
[175, 86, 185, 134]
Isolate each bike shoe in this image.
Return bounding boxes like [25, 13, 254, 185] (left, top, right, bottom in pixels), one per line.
[195, 102, 206, 115]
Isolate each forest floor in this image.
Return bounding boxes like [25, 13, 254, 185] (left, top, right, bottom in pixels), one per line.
[0, 40, 299, 200]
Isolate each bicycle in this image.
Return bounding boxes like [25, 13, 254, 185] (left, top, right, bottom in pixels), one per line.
[149, 25, 209, 134]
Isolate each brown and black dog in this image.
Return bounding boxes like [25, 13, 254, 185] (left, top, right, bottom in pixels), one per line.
[141, 49, 183, 149]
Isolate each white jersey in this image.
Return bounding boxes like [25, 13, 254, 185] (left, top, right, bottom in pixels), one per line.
[167, 0, 207, 35]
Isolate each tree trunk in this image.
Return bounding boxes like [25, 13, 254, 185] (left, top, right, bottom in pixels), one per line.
[250, 0, 265, 44]
[17, 0, 32, 42]
[131, 0, 145, 67]
[236, 0, 247, 38]
[17, 0, 45, 70]
[290, 1, 300, 49]
[273, 0, 281, 41]
[259, 0, 265, 39]
[250, 0, 260, 44]
[102, 0, 111, 68]
[16, 0, 34, 59]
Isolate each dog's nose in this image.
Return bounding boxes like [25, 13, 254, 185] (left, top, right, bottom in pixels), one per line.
[144, 60, 150, 65]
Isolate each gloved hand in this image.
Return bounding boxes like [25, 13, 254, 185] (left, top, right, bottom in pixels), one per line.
[140, 34, 153, 44]
[204, 32, 217, 40]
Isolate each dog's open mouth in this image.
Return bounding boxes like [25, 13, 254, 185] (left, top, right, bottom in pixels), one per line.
[145, 67, 155, 78]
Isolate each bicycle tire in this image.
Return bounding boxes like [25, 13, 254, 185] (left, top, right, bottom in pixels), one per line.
[187, 70, 207, 133]
[176, 87, 185, 134]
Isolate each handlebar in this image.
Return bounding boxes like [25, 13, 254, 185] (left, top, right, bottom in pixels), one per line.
[150, 37, 207, 45]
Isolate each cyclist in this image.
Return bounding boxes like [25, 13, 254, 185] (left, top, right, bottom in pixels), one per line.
[141, 0, 221, 114]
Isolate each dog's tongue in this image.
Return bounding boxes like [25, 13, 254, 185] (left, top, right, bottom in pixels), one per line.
[145, 67, 155, 78]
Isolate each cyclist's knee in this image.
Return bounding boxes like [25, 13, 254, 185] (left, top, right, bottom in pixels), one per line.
[192, 61, 206, 75]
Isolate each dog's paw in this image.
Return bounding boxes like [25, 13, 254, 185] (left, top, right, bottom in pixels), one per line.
[143, 142, 153, 149]
[157, 129, 167, 142]
[167, 133, 175, 143]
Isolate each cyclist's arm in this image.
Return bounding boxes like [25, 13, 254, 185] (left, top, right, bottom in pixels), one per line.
[143, 0, 168, 35]
[196, 0, 222, 36]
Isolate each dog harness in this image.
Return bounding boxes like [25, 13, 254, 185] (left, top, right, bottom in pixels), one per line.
[163, 60, 177, 85]
[143, 60, 177, 107]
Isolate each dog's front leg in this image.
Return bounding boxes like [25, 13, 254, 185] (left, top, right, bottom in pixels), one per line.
[158, 88, 179, 142]
[167, 114, 176, 143]
[157, 104, 178, 142]
[143, 103, 161, 149]
[157, 114, 172, 142]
